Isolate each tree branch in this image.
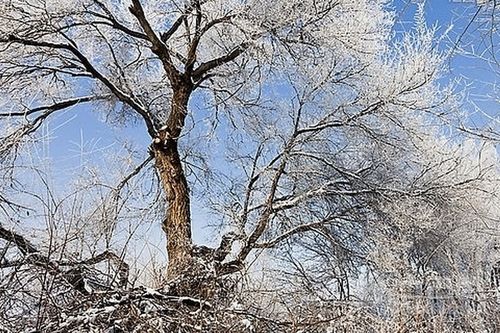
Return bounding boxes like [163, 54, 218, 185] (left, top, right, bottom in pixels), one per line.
[192, 42, 250, 82]
[3, 35, 157, 137]
[89, 0, 149, 41]
[128, 0, 182, 84]
[0, 225, 129, 292]
[0, 96, 106, 118]
[253, 218, 334, 249]
[0, 225, 38, 255]
[186, 14, 236, 74]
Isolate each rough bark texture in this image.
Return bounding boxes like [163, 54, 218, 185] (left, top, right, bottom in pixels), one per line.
[153, 79, 194, 280]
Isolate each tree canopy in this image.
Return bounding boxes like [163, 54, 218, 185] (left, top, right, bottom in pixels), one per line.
[0, 0, 498, 331]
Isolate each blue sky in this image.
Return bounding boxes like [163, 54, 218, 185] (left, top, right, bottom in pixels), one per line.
[396, 0, 498, 122]
[34, 0, 498, 246]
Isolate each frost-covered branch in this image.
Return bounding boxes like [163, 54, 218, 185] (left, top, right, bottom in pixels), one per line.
[0, 95, 105, 118]
[192, 42, 250, 82]
[253, 216, 337, 249]
[0, 225, 129, 293]
[129, 0, 181, 85]
[2, 35, 157, 136]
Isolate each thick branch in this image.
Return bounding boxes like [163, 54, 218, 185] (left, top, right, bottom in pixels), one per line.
[90, 0, 149, 41]
[161, 14, 186, 43]
[192, 42, 250, 82]
[254, 219, 333, 249]
[0, 96, 105, 118]
[186, 15, 236, 74]
[0, 225, 38, 255]
[129, 0, 181, 84]
[0, 225, 129, 291]
[160, 3, 197, 44]
[213, 232, 244, 262]
[3, 35, 157, 137]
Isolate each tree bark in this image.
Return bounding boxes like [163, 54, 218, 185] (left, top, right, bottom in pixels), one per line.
[153, 80, 193, 280]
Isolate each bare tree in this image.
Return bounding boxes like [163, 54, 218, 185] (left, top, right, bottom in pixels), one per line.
[0, 0, 395, 284]
[0, 4, 498, 332]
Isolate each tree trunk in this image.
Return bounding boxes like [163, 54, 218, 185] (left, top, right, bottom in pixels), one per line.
[153, 81, 193, 280]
